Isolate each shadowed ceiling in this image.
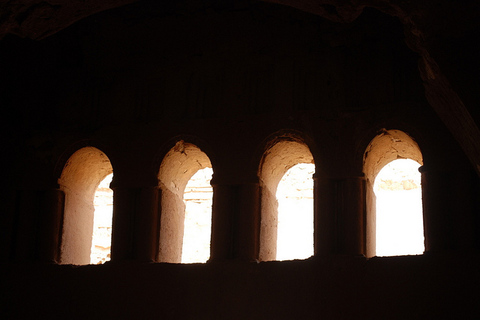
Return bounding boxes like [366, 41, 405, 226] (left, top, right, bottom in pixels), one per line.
[1, 0, 479, 174]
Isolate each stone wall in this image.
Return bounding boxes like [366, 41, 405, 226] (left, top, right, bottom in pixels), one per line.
[1, 1, 479, 319]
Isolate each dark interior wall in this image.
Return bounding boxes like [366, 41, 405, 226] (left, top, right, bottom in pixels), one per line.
[4, 254, 480, 319]
[1, 1, 480, 319]
[1, 2, 466, 183]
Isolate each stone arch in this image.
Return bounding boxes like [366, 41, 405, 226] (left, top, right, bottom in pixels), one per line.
[363, 129, 423, 257]
[58, 146, 113, 265]
[157, 140, 213, 263]
[258, 133, 315, 261]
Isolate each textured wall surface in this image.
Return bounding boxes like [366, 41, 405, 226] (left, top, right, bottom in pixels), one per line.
[1, 1, 479, 319]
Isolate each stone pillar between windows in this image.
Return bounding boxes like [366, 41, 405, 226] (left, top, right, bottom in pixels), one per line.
[419, 165, 476, 252]
[11, 190, 36, 261]
[237, 182, 260, 261]
[420, 166, 451, 252]
[210, 179, 260, 262]
[314, 174, 333, 256]
[9, 189, 64, 263]
[111, 186, 159, 262]
[38, 188, 65, 263]
[316, 176, 365, 256]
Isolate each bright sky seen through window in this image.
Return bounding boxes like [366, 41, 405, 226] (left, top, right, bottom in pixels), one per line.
[91, 173, 113, 265]
[182, 167, 213, 263]
[374, 159, 424, 256]
[276, 163, 315, 261]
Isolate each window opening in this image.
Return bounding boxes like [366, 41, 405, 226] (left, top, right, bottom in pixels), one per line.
[258, 138, 315, 261]
[157, 141, 213, 263]
[276, 163, 315, 261]
[363, 129, 424, 257]
[374, 159, 424, 256]
[181, 167, 213, 263]
[58, 146, 113, 265]
[90, 173, 113, 264]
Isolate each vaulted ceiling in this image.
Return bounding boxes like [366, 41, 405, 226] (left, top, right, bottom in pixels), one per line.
[1, 0, 479, 174]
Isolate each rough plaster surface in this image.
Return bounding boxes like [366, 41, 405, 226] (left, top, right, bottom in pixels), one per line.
[363, 129, 423, 184]
[1, 2, 479, 319]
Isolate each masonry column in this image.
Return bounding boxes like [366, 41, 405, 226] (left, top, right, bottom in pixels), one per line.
[236, 181, 260, 261]
[210, 176, 260, 262]
[9, 188, 64, 263]
[37, 188, 65, 263]
[420, 166, 452, 252]
[420, 165, 477, 252]
[316, 176, 365, 256]
[110, 183, 159, 262]
[315, 174, 335, 256]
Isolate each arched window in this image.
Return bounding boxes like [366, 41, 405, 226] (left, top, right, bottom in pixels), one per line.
[157, 141, 213, 263]
[58, 147, 113, 265]
[258, 138, 315, 261]
[364, 129, 424, 257]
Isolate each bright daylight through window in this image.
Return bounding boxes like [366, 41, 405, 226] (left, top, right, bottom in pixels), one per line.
[181, 167, 213, 263]
[374, 159, 424, 256]
[276, 163, 315, 261]
[90, 173, 113, 264]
